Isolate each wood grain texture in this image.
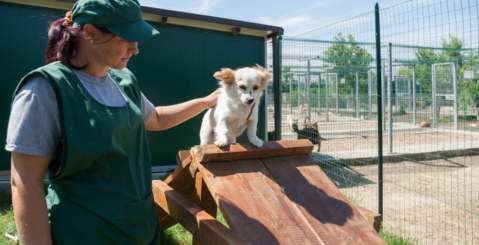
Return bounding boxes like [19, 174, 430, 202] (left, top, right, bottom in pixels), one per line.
[197, 159, 323, 245]
[355, 205, 382, 233]
[191, 139, 313, 163]
[262, 155, 385, 244]
[158, 150, 196, 230]
[155, 140, 385, 244]
[152, 180, 246, 245]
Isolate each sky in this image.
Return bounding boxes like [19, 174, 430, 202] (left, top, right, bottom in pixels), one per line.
[138, 0, 408, 36]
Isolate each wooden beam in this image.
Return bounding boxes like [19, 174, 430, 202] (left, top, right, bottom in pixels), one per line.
[355, 205, 382, 233]
[193, 173, 217, 245]
[195, 171, 217, 218]
[191, 139, 313, 163]
[152, 180, 246, 245]
[159, 151, 196, 230]
[0, 171, 10, 177]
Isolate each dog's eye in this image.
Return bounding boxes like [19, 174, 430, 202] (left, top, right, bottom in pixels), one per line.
[238, 85, 246, 90]
[253, 85, 259, 91]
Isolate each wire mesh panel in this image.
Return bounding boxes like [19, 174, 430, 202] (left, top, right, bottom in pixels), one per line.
[379, 1, 479, 244]
[266, 0, 479, 244]
[266, 11, 382, 233]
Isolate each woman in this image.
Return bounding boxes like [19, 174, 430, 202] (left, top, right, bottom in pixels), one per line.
[6, 0, 220, 244]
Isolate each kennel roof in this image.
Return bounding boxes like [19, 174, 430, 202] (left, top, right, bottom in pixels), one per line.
[2, 0, 284, 38]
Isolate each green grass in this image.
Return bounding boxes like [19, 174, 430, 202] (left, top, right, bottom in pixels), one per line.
[161, 208, 228, 245]
[381, 229, 416, 245]
[161, 224, 191, 245]
[0, 189, 415, 245]
[0, 189, 17, 245]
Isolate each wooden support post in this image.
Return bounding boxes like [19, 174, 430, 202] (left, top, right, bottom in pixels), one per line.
[195, 172, 217, 217]
[158, 150, 196, 230]
[192, 171, 219, 245]
[355, 205, 382, 233]
[152, 180, 245, 245]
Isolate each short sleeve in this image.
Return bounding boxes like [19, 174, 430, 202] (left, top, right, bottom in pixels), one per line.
[141, 92, 155, 121]
[5, 75, 61, 157]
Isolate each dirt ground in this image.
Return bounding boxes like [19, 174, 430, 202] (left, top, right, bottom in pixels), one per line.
[328, 156, 479, 245]
[269, 108, 479, 244]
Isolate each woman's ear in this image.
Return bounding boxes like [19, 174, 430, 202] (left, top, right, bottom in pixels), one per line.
[82, 24, 100, 42]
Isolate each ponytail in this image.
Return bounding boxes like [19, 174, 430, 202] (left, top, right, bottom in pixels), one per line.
[45, 18, 85, 69]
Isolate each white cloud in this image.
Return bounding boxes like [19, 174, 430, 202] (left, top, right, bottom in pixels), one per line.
[257, 15, 314, 36]
[194, 0, 222, 15]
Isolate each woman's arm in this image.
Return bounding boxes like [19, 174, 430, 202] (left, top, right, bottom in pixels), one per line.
[10, 152, 52, 245]
[145, 89, 220, 131]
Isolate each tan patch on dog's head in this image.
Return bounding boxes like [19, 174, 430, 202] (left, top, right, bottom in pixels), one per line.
[214, 68, 235, 86]
[254, 64, 272, 89]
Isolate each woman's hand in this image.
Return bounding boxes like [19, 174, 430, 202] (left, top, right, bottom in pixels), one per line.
[202, 88, 221, 109]
[145, 88, 222, 131]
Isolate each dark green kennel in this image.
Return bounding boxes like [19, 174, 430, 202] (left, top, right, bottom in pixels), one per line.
[0, 0, 283, 170]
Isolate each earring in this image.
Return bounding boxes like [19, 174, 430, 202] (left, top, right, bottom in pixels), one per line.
[90, 39, 94, 44]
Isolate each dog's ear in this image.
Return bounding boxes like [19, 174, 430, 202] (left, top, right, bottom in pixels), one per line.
[214, 68, 235, 86]
[255, 65, 272, 89]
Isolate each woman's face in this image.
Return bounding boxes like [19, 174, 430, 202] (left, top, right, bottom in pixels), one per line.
[89, 29, 139, 70]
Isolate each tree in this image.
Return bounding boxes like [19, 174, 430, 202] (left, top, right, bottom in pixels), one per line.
[459, 52, 479, 121]
[397, 36, 479, 121]
[324, 34, 372, 88]
[282, 66, 296, 93]
[323, 33, 373, 110]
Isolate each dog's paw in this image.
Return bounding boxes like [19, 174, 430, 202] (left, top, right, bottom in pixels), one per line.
[215, 137, 229, 147]
[250, 137, 264, 148]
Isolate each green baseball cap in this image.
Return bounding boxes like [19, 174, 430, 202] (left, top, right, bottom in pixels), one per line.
[71, 0, 159, 42]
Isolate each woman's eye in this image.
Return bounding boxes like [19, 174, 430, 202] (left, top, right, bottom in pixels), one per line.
[253, 86, 259, 90]
[239, 85, 246, 90]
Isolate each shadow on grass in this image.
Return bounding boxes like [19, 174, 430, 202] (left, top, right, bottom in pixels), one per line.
[0, 189, 12, 213]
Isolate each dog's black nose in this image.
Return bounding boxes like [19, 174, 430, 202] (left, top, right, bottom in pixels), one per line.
[246, 98, 254, 104]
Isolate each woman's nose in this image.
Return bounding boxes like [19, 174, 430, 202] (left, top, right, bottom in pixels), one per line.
[130, 42, 139, 55]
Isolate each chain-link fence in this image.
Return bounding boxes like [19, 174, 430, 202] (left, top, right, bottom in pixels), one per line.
[266, 0, 478, 244]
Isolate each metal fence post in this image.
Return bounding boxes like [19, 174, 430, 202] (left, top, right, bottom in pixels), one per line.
[388, 43, 393, 154]
[432, 64, 437, 127]
[453, 60, 458, 130]
[368, 70, 372, 120]
[307, 59, 311, 119]
[375, 3, 383, 218]
[272, 34, 282, 140]
[356, 72, 360, 118]
[413, 65, 417, 125]
[326, 73, 330, 122]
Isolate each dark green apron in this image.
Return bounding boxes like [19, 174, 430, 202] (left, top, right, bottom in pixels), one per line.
[15, 61, 160, 244]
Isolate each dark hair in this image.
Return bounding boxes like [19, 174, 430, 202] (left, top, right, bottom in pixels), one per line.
[45, 19, 113, 69]
[45, 19, 85, 69]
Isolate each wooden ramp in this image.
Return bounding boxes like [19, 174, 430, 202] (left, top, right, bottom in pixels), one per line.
[153, 140, 385, 245]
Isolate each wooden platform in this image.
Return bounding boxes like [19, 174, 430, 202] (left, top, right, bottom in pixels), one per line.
[153, 140, 385, 244]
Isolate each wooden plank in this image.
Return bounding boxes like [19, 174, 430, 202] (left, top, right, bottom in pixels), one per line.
[164, 151, 196, 200]
[0, 171, 10, 177]
[195, 171, 217, 218]
[191, 139, 313, 163]
[262, 155, 386, 244]
[164, 150, 193, 184]
[192, 172, 217, 245]
[196, 158, 325, 245]
[159, 150, 196, 230]
[355, 205, 382, 233]
[152, 180, 246, 245]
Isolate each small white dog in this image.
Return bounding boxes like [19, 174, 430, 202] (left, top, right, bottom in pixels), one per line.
[200, 65, 272, 148]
